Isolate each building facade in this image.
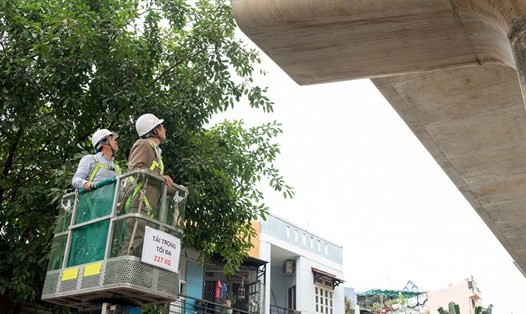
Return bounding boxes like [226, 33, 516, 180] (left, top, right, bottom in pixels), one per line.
[249, 214, 345, 314]
[170, 213, 344, 314]
[172, 248, 267, 314]
[426, 276, 483, 314]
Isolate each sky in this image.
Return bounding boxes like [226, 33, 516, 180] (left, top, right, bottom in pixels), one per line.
[212, 30, 526, 314]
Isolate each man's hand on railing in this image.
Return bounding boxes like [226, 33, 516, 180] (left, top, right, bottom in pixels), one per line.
[83, 181, 94, 191]
[163, 175, 174, 187]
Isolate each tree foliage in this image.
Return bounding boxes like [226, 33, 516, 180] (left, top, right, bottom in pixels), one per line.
[0, 0, 293, 308]
[437, 302, 461, 314]
[475, 304, 493, 314]
[437, 302, 493, 314]
[344, 296, 355, 314]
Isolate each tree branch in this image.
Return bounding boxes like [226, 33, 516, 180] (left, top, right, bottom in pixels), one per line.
[0, 127, 23, 229]
[148, 45, 208, 88]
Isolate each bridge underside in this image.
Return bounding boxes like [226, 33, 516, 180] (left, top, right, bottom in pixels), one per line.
[231, 0, 526, 274]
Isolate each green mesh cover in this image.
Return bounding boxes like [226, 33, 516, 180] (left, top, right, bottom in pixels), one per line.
[55, 194, 75, 233]
[75, 183, 116, 224]
[48, 235, 67, 271]
[110, 217, 159, 258]
[110, 218, 127, 258]
[67, 219, 109, 266]
[66, 182, 116, 266]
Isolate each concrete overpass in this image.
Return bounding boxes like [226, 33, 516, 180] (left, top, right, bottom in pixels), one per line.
[231, 0, 526, 275]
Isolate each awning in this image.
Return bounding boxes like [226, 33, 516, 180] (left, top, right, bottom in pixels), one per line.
[357, 289, 425, 299]
[311, 268, 344, 288]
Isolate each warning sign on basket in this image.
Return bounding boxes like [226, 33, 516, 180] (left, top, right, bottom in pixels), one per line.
[142, 226, 181, 273]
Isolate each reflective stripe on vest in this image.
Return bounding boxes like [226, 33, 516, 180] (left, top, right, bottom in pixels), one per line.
[125, 140, 164, 213]
[88, 155, 122, 182]
[146, 139, 164, 174]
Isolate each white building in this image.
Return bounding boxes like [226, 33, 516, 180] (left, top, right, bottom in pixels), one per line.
[249, 214, 345, 314]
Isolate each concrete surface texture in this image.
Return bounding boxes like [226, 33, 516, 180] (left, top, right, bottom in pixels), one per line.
[231, 0, 526, 275]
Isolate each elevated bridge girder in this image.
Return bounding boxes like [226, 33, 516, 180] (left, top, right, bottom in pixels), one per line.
[231, 0, 526, 274]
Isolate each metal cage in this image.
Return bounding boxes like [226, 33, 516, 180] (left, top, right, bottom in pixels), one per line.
[42, 170, 188, 308]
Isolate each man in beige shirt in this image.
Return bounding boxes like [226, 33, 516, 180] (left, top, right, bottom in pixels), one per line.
[118, 113, 175, 256]
[128, 113, 173, 188]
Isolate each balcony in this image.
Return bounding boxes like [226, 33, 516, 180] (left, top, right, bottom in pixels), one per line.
[270, 305, 300, 314]
[169, 295, 251, 314]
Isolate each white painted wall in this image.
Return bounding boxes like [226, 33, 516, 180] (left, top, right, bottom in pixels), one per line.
[259, 214, 345, 314]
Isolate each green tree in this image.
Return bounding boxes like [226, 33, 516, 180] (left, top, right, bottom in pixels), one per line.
[0, 0, 292, 310]
[438, 302, 494, 314]
[438, 301, 461, 314]
[475, 304, 493, 314]
[344, 296, 355, 314]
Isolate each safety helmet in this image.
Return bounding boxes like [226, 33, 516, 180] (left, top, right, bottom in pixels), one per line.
[135, 113, 164, 137]
[91, 129, 118, 150]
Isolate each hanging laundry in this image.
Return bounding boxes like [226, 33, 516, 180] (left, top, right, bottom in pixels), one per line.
[221, 282, 228, 299]
[215, 280, 222, 299]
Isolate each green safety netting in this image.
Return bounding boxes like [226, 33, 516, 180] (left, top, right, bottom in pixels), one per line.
[76, 178, 116, 223]
[48, 235, 66, 271]
[67, 220, 110, 266]
[54, 194, 74, 234]
[51, 174, 187, 267]
[67, 179, 116, 267]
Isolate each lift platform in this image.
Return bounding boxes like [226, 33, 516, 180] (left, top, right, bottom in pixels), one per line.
[41, 169, 188, 309]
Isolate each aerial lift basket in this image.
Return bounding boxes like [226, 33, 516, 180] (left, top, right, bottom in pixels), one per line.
[41, 169, 188, 309]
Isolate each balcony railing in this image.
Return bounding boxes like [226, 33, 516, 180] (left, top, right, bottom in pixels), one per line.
[169, 295, 251, 314]
[270, 304, 300, 314]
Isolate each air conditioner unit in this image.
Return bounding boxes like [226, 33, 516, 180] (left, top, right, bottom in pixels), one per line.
[283, 260, 295, 276]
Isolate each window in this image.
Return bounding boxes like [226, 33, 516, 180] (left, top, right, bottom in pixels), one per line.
[312, 267, 343, 313]
[315, 285, 333, 314]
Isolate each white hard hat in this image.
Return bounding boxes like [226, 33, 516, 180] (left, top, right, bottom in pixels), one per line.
[91, 129, 118, 150]
[135, 113, 164, 137]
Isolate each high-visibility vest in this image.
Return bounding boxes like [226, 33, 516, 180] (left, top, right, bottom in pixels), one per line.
[88, 155, 122, 182]
[146, 139, 164, 174]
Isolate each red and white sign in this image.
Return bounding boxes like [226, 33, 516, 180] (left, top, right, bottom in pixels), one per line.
[142, 226, 181, 273]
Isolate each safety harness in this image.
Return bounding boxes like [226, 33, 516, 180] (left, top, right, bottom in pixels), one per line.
[88, 155, 122, 182]
[119, 139, 167, 256]
[126, 139, 164, 212]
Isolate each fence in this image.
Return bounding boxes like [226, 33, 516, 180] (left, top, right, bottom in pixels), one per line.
[270, 305, 300, 314]
[169, 295, 251, 314]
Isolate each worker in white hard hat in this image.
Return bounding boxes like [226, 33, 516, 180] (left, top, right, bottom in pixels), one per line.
[128, 113, 174, 187]
[72, 129, 121, 191]
[118, 113, 174, 256]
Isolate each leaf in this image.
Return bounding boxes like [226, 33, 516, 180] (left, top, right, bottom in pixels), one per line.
[1, 0, 292, 306]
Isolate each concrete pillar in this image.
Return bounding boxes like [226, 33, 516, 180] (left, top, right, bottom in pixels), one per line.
[509, 16, 526, 105]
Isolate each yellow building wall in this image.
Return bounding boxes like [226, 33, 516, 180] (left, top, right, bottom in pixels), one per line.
[248, 221, 260, 259]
